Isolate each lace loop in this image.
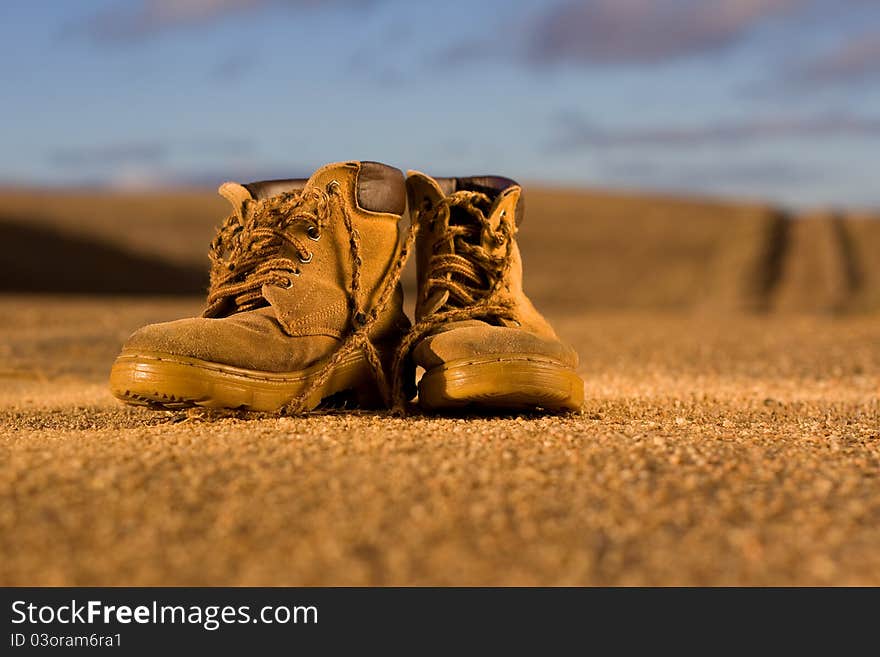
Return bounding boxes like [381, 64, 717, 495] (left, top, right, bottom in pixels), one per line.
[205, 188, 330, 317]
[417, 191, 513, 311]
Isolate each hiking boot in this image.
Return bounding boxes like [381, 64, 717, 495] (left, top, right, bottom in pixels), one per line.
[391, 172, 583, 413]
[110, 161, 413, 413]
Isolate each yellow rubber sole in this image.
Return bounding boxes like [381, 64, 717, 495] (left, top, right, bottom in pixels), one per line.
[109, 350, 384, 413]
[418, 354, 584, 413]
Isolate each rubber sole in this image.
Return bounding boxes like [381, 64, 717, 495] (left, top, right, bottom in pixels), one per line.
[109, 350, 385, 413]
[417, 354, 584, 412]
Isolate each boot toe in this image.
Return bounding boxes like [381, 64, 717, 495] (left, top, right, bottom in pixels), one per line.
[118, 312, 337, 372]
[122, 317, 220, 361]
[413, 323, 578, 370]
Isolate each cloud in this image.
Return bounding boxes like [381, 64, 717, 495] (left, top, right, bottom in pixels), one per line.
[527, 0, 805, 65]
[210, 51, 260, 81]
[42, 137, 314, 189]
[424, 0, 879, 90]
[593, 159, 837, 207]
[603, 159, 816, 189]
[80, 0, 265, 42]
[786, 30, 880, 86]
[551, 111, 880, 150]
[78, 0, 372, 43]
[48, 138, 253, 168]
[49, 143, 169, 167]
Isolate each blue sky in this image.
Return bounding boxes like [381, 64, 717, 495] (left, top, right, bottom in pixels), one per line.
[2, 0, 879, 208]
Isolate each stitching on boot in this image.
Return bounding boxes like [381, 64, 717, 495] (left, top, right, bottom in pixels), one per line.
[201, 181, 419, 413]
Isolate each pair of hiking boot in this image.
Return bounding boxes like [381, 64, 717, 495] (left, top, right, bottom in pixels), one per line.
[109, 161, 583, 414]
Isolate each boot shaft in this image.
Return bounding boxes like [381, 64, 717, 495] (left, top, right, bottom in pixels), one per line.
[211, 161, 409, 338]
[406, 172, 531, 323]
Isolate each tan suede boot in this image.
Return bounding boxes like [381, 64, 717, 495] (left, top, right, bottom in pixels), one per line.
[392, 172, 583, 413]
[110, 161, 413, 413]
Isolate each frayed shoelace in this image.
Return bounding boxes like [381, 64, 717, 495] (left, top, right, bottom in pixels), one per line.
[205, 187, 331, 317]
[204, 181, 417, 413]
[388, 191, 517, 413]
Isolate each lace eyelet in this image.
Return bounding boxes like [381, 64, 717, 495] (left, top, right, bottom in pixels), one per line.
[281, 277, 294, 289]
[299, 252, 313, 264]
[307, 225, 321, 241]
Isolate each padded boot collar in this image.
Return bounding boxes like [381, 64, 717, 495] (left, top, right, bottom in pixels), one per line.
[222, 161, 405, 215]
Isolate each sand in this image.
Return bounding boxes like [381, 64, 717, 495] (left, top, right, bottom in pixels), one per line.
[2, 295, 878, 585]
[1, 185, 878, 585]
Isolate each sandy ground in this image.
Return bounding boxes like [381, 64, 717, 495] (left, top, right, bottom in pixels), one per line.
[2, 295, 878, 585]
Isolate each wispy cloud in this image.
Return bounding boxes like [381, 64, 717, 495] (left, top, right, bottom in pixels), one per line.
[786, 30, 880, 86]
[210, 51, 260, 81]
[79, 0, 265, 42]
[41, 136, 317, 189]
[48, 138, 253, 168]
[527, 0, 805, 65]
[77, 0, 372, 43]
[551, 111, 880, 150]
[430, 0, 875, 77]
[49, 142, 169, 167]
[603, 159, 817, 189]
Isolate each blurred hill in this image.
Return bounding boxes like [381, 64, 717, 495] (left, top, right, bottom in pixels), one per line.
[0, 186, 877, 313]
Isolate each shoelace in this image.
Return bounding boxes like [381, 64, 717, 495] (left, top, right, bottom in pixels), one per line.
[389, 191, 517, 413]
[202, 185, 516, 415]
[422, 191, 514, 307]
[205, 188, 330, 316]
[204, 182, 418, 414]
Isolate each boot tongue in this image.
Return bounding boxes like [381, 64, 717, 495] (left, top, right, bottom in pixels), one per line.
[218, 182, 254, 220]
[421, 289, 450, 317]
[244, 178, 307, 200]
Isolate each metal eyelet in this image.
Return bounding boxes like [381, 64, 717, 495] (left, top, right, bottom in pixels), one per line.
[281, 277, 294, 288]
[298, 252, 313, 264]
[307, 225, 321, 241]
